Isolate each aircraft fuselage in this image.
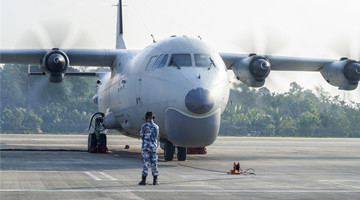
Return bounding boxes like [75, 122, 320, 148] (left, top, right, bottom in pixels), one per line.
[96, 36, 230, 147]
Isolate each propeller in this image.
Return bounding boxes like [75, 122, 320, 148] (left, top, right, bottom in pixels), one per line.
[16, 19, 96, 49]
[236, 27, 289, 89]
[27, 64, 73, 108]
[17, 19, 96, 100]
[27, 74, 50, 106]
[236, 27, 289, 56]
[330, 32, 360, 61]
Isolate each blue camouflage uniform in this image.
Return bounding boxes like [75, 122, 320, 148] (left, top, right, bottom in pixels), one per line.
[140, 120, 159, 176]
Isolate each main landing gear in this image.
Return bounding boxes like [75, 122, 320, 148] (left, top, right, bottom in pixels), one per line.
[163, 140, 187, 161]
[88, 112, 108, 153]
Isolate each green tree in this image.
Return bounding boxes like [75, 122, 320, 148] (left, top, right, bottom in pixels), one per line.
[0, 64, 98, 133]
[297, 111, 321, 136]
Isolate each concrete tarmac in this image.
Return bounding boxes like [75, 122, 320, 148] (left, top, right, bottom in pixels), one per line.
[1, 134, 360, 200]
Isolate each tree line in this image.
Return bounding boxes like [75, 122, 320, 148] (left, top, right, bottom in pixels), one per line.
[0, 64, 98, 133]
[220, 82, 360, 137]
[1, 64, 359, 137]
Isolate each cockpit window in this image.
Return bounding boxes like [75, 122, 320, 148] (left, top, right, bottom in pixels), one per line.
[195, 54, 215, 68]
[153, 54, 169, 69]
[145, 54, 170, 70]
[153, 55, 165, 69]
[169, 54, 192, 67]
[158, 54, 168, 68]
[145, 56, 158, 71]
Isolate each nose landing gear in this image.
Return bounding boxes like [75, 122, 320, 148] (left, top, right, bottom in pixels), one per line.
[88, 112, 108, 153]
[177, 146, 187, 161]
[164, 140, 175, 161]
[163, 140, 187, 161]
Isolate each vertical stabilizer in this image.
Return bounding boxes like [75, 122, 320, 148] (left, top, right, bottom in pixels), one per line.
[116, 0, 126, 49]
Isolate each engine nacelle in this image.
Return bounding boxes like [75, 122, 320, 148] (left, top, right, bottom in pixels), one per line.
[232, 54, 271, 87]
[320, 58, 360, 90]
[41, 48, 69, 83]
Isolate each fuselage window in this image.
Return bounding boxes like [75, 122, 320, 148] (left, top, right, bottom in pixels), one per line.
[195, 54, 214, 68]
[169, 54, 192, 67]
[145, 56, 158, 71]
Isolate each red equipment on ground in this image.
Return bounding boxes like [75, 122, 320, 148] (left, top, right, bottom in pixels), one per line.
[187, 147, 207, 154]
[228, 162, 242, 175]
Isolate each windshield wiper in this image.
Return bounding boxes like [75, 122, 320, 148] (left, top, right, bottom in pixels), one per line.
[170, 59, 181, 69]
[208, 57, 215, 70]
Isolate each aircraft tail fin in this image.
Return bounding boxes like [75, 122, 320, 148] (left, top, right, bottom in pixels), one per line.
[116, 0, 126, 49]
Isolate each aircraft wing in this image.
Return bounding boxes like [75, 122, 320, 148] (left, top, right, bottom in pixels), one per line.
[220, 53, 360, 90]
[0, 49, 131, 82]
[220, 53, 334, 71]
[0, 49, 122, 66]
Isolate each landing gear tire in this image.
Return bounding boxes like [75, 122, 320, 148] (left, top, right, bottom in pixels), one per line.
[164, 141, 175, 161]
[88, 133, 97, 153]
[88, 112, 107, 153]
[98, 134, 108, 153]
[177, 147, 187, 161]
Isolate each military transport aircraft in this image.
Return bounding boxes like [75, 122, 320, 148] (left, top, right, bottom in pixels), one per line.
[1, 0, 359, 161]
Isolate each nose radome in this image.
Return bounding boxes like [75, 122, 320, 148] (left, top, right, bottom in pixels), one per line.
[185, 88, 214, 114]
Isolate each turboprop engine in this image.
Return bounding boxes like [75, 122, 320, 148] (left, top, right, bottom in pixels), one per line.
[41, 48, 69, 83]
[320, 58, 360, 90]
[232, 54, 271, 87]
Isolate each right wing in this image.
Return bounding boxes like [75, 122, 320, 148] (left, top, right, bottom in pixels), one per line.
[0, 49, 122, 66]
[0, 49, 130, 82]
[220, 53, 360, 90]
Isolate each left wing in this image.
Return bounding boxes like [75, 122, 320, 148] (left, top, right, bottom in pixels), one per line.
[220, 53, 360, 90]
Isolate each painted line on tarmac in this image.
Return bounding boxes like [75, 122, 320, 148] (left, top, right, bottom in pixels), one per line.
[99, 172, 118, 181]
[169, 185, 209, 187]
[84, 172, 118, 181]
[1, 189, 360, 193]
[84, 172, 102, 181]
[318, 180, 360, 182]
[317, 180, 360, 189]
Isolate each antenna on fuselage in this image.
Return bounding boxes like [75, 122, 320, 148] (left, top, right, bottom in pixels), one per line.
[151, 34, 156, 43]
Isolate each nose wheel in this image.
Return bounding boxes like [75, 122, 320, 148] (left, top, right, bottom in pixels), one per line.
[164, 140, 175, 161]
[163, 140, 187, 161]
[177, 146, 187, 161]
[88, 112, 108, 153]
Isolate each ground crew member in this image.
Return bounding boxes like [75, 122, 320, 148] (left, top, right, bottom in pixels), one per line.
[138, 111, 159, 185]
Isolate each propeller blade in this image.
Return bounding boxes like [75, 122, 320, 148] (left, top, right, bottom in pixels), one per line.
[16, 19, 96, 49]
[16, 28, 47, 49]
[40, 20, 73, 48]
[28, 76, 50, 106]
[236, 27, 288, 55]
[330, 32, 360, 60]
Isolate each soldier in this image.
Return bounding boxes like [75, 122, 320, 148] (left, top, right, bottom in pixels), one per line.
[138, 111, 160, 185]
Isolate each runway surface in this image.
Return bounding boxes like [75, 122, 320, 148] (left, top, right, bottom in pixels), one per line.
[1, 134, 360, 200]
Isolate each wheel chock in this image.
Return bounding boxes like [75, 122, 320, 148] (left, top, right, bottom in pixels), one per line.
[187, 147, 207, 154]
[98, 146, 108, 153]
[88, 146, 98, 153]
[227, 162, 242, 175]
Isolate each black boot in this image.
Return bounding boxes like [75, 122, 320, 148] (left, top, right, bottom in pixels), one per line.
[153, 176, 158, 185]
[138, 175, 146, 185]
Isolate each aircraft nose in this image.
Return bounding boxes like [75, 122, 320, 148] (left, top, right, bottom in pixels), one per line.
[185, 88, 214, 114]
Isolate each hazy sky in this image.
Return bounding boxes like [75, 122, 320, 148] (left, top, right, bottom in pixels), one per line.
[1, 0, 359, 102]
